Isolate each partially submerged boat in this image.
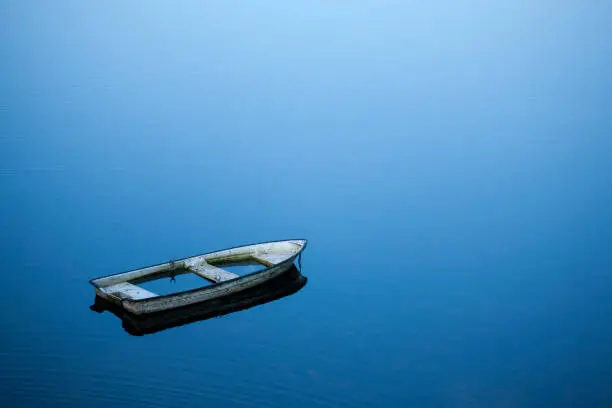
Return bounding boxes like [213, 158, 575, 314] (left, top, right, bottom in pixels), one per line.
[89, 239, 307, 315]
[91, 265, 307, 336]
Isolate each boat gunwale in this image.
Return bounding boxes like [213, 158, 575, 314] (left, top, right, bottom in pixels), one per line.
[89, 238, 307, 304]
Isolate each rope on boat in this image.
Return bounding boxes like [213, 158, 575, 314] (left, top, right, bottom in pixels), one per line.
[169, 260, 176, 283]
[297, 252, 302, 271]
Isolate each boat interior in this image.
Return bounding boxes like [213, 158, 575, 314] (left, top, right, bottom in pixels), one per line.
[90, 240, 306, 302]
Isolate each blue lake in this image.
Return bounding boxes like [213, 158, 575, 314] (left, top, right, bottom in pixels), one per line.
[2, 2, 612, 407]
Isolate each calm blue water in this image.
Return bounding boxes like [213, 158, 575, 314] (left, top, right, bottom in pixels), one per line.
[2, 2, 612, 407]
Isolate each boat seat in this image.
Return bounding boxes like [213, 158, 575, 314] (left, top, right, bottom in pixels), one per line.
[252, 252, 291, 267]
[188, 263, 239, 283]
[101, 282, 158, 300]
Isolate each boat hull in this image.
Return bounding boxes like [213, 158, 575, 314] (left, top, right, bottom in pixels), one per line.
[91, 265, 307, 335]
[90, 239, 307, 315]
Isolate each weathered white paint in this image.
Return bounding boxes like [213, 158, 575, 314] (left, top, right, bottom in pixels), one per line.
[252, 253, 291, 267]
[187, 262, 239, 283]
[100, 282, 157, 300]
[90, 239, 306, 315]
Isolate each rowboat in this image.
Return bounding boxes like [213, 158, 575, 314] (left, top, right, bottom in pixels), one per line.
[90, 265, 307, 335]
[89, 239, 307, 315]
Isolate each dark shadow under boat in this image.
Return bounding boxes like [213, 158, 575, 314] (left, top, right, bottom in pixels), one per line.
[90, 265, 307, 336]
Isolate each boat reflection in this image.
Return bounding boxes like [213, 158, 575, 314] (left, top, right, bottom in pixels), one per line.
[90, 265, 307, 336]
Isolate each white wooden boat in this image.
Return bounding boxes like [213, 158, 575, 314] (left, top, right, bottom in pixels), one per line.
[89, 239, 307, 315]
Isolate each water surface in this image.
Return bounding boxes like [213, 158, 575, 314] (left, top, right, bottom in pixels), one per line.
[2, 2, 612, 407]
